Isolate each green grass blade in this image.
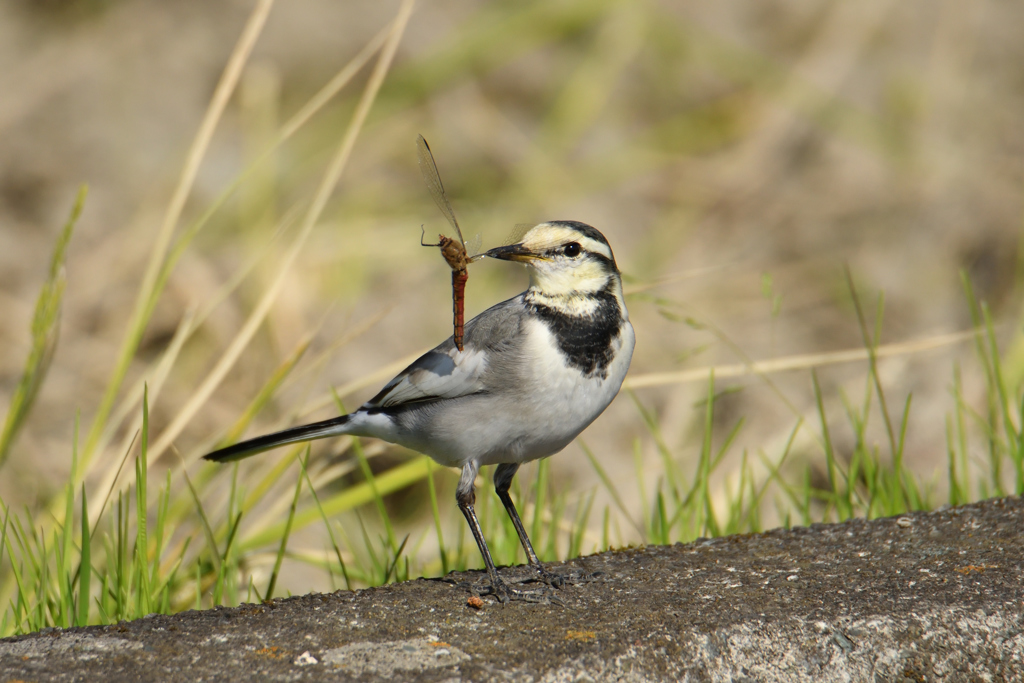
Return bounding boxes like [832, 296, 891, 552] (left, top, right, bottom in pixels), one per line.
[383, 535, 410, 584]
[699, 371, 720, 538]
[179, 460, 221, 576]
[846, 270, 899, 462]
[632, 439, 651, 541]
[333, 393, 398, 553]
[240, 455, 431, 551]
[629, 391, 684, 506]
[215, 511, 244, 607]
[135, 387, 150, 616]
[266, 451, 307, 600]
[982, 304, 1023, 493]
[579, 438, 641, 536]
[530, 459, 550, 549]
[217, 336, 312, 449]
[352, 438, 398, 554]
[0, 186, 85, 468]
[58, 416, 80, 627]
[424, 459, 448, 576]
[812, 369, 847, 518]
[77, 485, 91, 626]
[302, 468, 352, 591]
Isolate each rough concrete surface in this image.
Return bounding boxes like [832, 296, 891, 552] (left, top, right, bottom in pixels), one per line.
[2, 497, 1022, 682]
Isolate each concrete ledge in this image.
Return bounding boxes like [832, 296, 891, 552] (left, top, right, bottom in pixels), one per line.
[2, 497, 1022, 682]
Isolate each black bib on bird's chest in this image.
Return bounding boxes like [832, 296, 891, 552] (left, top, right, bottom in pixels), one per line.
[529, 285, 622, 379]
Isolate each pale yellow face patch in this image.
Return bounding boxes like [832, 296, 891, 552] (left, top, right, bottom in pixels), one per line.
[516, 223, 616, 297]
[518, 223, 614, 261]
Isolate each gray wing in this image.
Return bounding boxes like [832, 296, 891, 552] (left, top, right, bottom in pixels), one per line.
[363, 294, 527, 410]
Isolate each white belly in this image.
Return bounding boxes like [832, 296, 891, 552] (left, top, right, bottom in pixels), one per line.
[473, 317, 635, 467]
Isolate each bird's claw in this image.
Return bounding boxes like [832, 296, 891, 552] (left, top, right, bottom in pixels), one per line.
[442, 564, 602, 605]
[514, 566, 603, 589]
[482, 578, 559, 605]
[441, 573, 564, 606]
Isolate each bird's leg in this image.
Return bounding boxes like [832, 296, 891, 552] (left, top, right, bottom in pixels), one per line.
[456, 464, 502, 589]
[455, 463, 549, 604]
[493, 464, 551, 580]
[495, 463, 603, 589]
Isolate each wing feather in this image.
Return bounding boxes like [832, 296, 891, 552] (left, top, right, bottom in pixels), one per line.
[365, 347, 488, 408]
[361, 295, 526, 410]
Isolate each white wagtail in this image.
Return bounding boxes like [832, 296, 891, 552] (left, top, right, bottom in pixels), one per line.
[204, 220, 635, 602]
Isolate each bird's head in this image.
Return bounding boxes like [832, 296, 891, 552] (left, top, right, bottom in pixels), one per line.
[484, 221, 620, 298]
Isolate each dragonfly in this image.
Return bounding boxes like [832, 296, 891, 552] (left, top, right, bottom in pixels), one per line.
[416, 135, 483, 352]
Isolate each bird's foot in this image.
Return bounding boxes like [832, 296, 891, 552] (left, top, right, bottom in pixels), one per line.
[513, 564, 603, 589]
[481, 576, 561, 605]
[442, 572, 563, 605]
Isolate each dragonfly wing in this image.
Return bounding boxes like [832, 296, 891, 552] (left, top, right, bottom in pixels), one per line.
[465, 233, 483, 260]
[505, 223, 535, 246]
[416, 135, 465, 245]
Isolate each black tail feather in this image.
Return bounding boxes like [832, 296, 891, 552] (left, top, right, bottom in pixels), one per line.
[202, 414, 352, 463]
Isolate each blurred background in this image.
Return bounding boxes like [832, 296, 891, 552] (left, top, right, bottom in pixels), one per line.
[1, 0, 1022, 598]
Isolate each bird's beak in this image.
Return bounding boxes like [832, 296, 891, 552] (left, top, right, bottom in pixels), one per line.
[484, 243, 549, 263]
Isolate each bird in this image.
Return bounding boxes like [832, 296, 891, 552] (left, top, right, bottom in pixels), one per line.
[203, 220, 635, 602]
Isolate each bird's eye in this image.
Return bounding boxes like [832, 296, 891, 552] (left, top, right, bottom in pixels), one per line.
[563, 242, 582, 257]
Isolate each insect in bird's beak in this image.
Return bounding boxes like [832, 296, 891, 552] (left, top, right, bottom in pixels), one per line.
[484, 243, 550, 263]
